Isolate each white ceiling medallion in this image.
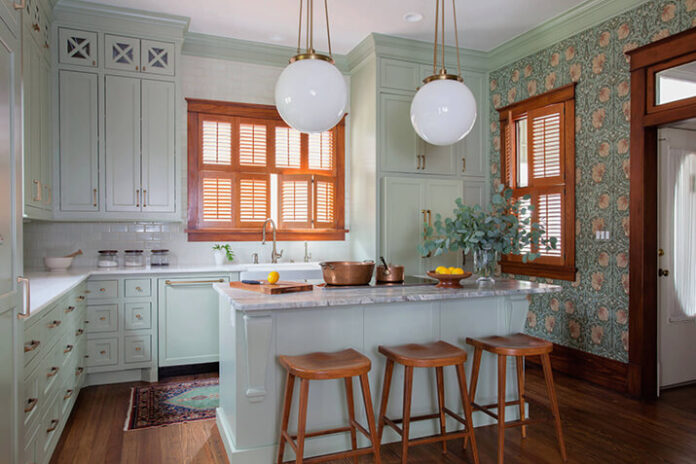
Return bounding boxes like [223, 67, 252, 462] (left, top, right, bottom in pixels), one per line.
[410, 0, 477, 146]
[275, 0, 347, 134]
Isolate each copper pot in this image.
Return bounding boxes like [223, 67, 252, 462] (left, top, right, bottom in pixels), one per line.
[376, 264, 405, 282]
[319, 261, 375, 286]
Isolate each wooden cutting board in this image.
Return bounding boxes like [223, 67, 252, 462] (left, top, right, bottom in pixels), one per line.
[229, 280, 314, 295]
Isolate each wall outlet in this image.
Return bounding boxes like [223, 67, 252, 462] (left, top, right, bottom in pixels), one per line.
[595, 230, 611, 241]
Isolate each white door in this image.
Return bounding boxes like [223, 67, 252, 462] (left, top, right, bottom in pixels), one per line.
[658, 128, 696, 389]
[0, 10, 24, 463]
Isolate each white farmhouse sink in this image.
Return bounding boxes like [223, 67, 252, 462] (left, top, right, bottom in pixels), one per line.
[239, 262, 322, 282]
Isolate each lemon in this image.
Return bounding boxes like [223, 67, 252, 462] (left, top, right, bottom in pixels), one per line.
[448, 267, 457, 273]
[267, 271, 280, 284]
[452, 267, 465, 275]
[435, 266, 450, 275]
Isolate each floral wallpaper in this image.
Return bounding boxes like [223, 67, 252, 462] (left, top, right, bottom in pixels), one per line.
[489, 0, 696, 362]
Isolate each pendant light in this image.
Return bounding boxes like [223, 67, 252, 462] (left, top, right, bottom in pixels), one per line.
[275, 0, 347, 134]
[410, 0, 477, 146]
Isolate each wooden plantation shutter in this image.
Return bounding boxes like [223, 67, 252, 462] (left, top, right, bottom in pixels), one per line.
[187, 99, 346, 241]
[497, 84, 576, 281]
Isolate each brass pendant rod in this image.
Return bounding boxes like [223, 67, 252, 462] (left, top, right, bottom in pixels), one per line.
[440, 0, 445, 74]
[305, 0, 310, 51]
[324, 0, 332, 57]
[310, 0, 314, 52]
[432, 0, 439, 75]
[297, 0, 303, 54]
[452, 0, 461, 77]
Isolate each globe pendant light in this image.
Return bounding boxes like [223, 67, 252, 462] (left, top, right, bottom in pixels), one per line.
[411, 0, 477, 146]
[275, 0, 347, 134]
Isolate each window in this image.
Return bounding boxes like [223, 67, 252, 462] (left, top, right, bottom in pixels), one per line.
[186, 100, 346, 241]
[498, 84, 576, 281]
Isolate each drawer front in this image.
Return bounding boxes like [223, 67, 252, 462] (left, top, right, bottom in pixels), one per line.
[40, 353, 62, 399]
[43, 304, 65, 347]
[22, 371, 40, 431]
[124, 278, 151, 298]
[87, 280, 118, 299]
[124, 335, 152, 364]
[87, 304, 118, 333]
[39, 394, 62, 461]
[23, 321, 44, 368]
[86, 338, 118, 367]
[124, 302, 151, 330]
[62, 300, 80, 329]
[23, 425, 38, 464]
[59, 332, 77, 369]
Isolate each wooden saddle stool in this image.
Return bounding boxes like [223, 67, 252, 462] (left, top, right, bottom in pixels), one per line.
[276, 348, 381, 464]
[466, 333, 568, 464]
[377, 341, 480, 464]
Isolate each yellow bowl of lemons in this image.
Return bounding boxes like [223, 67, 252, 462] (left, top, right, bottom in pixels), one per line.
[427, 267, 472, 289]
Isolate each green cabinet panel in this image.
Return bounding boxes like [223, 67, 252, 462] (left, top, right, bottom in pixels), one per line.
[379, 92, 420, 174]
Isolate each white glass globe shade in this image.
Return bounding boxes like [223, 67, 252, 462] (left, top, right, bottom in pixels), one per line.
[275, 58, 347, 133]
[410, 78, 477, 146]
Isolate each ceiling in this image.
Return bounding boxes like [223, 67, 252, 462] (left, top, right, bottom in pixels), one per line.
[82, 0, 587, 54]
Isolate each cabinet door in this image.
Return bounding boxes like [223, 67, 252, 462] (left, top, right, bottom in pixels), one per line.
[455, 72, 486, 178]
[462, 179, 487, 207]
[380, 93, 419, 174]
[39, 54, 52, 210]
[141, 39, 174, 76]
[379, 58, 420, 91]
[104, 34, 140, 72]
[59, 70, 99, 212]
[425, 179, 464, 270]
[58, 28, 97, 67]
[381, 177, 426, 275]
[23, 35, 41, 209]
[158, 276, 229, 367]
[421, 139, 456, 175]
[105, 75, 141, 212]
[141, 79, 175, 212]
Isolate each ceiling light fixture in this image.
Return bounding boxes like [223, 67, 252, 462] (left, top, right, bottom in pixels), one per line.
[275, 0, 347, 133]
[403, 12, 423, 23]
[410, 0, 476, 146]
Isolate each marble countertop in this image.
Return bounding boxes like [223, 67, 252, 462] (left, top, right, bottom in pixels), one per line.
[215, 279, 562, 312]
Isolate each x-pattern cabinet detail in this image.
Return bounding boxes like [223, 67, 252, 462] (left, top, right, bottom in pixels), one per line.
[105, 34, 174, 76]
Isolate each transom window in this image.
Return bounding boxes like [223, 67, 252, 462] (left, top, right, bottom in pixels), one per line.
[186, 100, 346, 241]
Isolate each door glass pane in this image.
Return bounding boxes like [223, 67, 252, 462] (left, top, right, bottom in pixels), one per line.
[673, 152, 696, 318]
[515, 118, 529, 187]
[656, 60, 696, 105]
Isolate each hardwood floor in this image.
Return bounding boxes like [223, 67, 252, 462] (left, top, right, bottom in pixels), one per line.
[51, 367, 696, 464]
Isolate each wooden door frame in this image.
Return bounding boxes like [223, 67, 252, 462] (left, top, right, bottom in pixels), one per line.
[626, 27, 696, 399]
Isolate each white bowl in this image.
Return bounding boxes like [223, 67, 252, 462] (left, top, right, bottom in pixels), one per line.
[44, 256, 74, 272]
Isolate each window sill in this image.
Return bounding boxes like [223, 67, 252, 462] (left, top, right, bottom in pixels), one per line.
[501, 261, 576, 281]
[186, 228, 348, 242]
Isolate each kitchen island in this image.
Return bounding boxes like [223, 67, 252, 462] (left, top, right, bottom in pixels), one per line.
[214, 279, 561, 463]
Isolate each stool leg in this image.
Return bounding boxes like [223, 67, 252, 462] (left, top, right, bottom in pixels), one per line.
[401, 366, 414, 464]
[359, 373, 382, 464]
[377, 359, 394, 442]
[497, 355, 507, 464]
[296, 378, 310, 464]
[277, 372, 295, 464]
[344, 377, 358, 464]
[456, 363, 480, 464]
[541, 354, 567, 462]
[515, 356, 527, 438]
[464, 346, 483, 450]
[435, 366, 447, 454]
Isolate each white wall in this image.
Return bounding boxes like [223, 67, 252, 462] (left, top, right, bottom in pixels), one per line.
[24, 54, 353, 269]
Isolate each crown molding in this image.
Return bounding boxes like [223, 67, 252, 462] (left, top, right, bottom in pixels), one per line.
[487, 0, 651, 71]
[182, 32, 349, 73]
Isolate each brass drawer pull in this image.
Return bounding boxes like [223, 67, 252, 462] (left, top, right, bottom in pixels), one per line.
[75, 329, 84, 336]
[99, 316, 106, 321]
[135, 314, 143, 320]
[46, 419, 59, 433]
[135, 286, 142, 291]
[165, 279, 224, 286]
[99, 288, 106, 292]
[47, 320, 61, 329]
[65, 306, 75, 313]
[143, 189, 147, 207]
[462, 157, 466, 172]
[64, 345, 74, 354]
[100, 350, 106, 355]
[92, 188, 97, 207]
[13, 0, 26, 10]
[135, 347, 142, 352]
[24, 340, 40, 353]
[75, 367, 84, 376]
[77, 295, 86, 301]
[47, 367, 59, 378]
[136, 189, 140, 207]
[64, 389, 74, 400]
[24, 398, 38, 413]
[32, 23, 40, 32]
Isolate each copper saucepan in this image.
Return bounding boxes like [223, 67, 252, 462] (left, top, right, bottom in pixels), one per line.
[376, 256, 405, 282]
[319, 261, 375, 286]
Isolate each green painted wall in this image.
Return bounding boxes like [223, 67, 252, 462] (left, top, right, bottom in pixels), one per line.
[489, 0, 696, 362]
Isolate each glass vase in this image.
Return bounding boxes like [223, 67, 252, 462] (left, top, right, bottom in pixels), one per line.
[473, 247, 497, 286]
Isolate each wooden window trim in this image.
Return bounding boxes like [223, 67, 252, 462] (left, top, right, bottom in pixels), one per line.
[498, 83, 576, 281]
[187, 99, 346, 241]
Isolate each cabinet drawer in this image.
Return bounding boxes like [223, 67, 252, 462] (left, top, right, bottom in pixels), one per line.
[23, 321, 44, 368]
[59, 333, 77, 369]
[22, 371, 40, 431]
[23, 424, 38, 464]
[86, 338, 118, 367]
[125, 279, 151, 298]
[124, 302, 151, 330]
[87, 304, 118, 333]
[39, 394, 62, 462]
[87, 280, 118, 299]
[43, 305, 65, 347]
[40, 353, 62, 399]
[124, 335, 152, 364]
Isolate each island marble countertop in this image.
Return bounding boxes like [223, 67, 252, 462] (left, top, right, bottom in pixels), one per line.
[215, 279, 562, 312]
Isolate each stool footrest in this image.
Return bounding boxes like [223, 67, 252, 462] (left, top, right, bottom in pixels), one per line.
[281, 446, 377, 464]
[408, 430, 470, 448]
[290, 425, 353, 440]
[503, 418, 546, 429]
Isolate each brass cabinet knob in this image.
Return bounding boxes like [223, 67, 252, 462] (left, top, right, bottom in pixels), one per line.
[100, 350, 106, 355]
[135, 286, 142, 291]
[135, 347, 142, 352]
[99, 316, 106, 321]
[135, 314, 143, 320]
[658, 268, 670, 277]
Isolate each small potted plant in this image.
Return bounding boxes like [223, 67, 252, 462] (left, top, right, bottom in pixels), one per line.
[212, 244, 235, 266]
[419, 186, 556, 285]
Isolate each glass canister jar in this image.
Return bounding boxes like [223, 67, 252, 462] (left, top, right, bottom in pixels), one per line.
[124, 250, 145, 267]
[150, 249, 170, 266]
[97, 250, 119, 268]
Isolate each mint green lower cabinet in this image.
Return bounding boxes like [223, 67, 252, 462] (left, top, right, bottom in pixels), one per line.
[158, 276, 230, 367]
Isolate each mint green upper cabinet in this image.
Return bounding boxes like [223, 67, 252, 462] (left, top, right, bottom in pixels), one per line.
[58, 28, 97, 67]
[141, 79, 175, 212]
[379, 92, 420, 173]
[23, 34, 42, 211]
[59, 70, 99, 212]
[420, 139, 456, 175]
[39, 53, 52, 210]
[456, 72, 485, 178]
[141, 39, 174, 76]
[379, 58, 420, 92]
[104, 34, 140, 72]
[105, 75, 141, 212]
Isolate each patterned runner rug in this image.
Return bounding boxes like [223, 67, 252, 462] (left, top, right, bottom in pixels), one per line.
[124, 377, 219, 430]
